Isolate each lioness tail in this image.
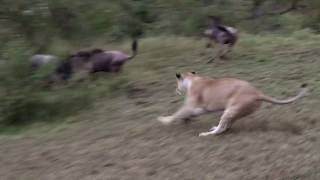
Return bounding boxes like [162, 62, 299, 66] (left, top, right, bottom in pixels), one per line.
[259, 84, 308, 105]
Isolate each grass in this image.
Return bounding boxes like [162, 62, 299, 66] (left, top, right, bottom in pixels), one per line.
[0, 31, 320, 179]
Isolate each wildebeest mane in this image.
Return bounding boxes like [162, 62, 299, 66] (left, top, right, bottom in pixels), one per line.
[90, 48, 104, 54]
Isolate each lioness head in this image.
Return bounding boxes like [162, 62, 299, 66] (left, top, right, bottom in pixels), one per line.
[175, 71, 196, 95]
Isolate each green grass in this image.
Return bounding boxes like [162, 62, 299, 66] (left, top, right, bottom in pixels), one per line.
[4, 30, 320, 133]
[0, 31, 319, 179]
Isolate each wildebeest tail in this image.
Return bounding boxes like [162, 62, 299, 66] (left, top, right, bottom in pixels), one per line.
[128, 39, 138, 59]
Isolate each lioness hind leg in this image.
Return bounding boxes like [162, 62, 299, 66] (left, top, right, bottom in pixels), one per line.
[199, 99, 262, 136]
[199, 108, 235, 136]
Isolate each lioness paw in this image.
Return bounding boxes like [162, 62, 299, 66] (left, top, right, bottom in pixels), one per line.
[157, 116, 173, 125]
[199, 132, 210, 137]
[199, 131, 216, 137]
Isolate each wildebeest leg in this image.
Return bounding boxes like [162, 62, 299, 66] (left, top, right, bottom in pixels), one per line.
[183, 117, 192, 125]
[220, 44, 233, 59]
[226, 44, 233, 54]
[207, 43, 223, 63]
[200, 40, 213, 56]
[73, 67, 91, 83]
[89, 71, 98, 82]
[71, 62, 92, 82]
[110, 64, 123, 73]
[114, 66, 122, 73]
[205, 40, 213, 48]
[219, 44, 228, 59]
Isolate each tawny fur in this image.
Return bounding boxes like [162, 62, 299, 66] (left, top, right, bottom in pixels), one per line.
[158, 72, 308, 136]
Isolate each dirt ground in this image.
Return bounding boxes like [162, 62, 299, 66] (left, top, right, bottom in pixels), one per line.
[1, 36, 320, 180]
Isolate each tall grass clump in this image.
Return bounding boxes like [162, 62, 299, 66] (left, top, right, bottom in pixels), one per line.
[0, 40, 42, 126]
[0, 40, 92, 132]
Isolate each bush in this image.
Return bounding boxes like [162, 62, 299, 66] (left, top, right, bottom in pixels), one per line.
[0, 40, 41, 125]
[0, 40, 92, 130]
[0, 39, 132, 132]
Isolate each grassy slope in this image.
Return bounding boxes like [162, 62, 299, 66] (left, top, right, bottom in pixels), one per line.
[0, 31, 320, 179]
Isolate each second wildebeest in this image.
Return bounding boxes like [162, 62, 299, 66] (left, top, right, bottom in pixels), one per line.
[203, 16, 238, 62]
[50, 39, 138, 82]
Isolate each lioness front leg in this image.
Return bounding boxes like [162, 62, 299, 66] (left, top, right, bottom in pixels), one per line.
[158, 106, 204, 125]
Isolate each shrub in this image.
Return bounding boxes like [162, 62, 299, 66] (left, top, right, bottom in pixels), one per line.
[0, 40, 92, 130]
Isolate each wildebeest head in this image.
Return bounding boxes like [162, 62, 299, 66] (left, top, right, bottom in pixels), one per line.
[207, 16, 222, 27]
[203, 16, 221, 37]
[47, 58, 72, 84]
[90, 48, 104, 54]
[47, 49, 102, 83]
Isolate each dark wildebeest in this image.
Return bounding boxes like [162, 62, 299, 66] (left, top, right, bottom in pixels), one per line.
[49, 39, 138, 82]
[203, 16, 238, 63]
[30, 54, 58, 70]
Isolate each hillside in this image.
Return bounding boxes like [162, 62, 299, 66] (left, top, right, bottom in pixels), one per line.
[0, 32, 320, 179]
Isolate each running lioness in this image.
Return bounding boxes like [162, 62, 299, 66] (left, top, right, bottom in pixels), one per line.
[157, 72, 308, 136]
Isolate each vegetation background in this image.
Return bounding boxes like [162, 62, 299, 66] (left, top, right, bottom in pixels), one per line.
[0, 0, 320, 179]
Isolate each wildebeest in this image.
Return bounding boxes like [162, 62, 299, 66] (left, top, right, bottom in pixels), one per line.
[203, 16, 238, 63]
[30, 54, 58, 70]
[49, 39, 138, 83]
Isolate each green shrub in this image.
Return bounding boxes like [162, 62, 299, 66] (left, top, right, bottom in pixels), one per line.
[0, 40, 92, 130]
[0, 40, 41, 125]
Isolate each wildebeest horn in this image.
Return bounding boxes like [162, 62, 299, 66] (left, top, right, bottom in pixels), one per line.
[128, 39, 138, 60]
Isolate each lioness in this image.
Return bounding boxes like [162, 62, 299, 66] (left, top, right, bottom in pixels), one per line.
[157, 72, 308, 136]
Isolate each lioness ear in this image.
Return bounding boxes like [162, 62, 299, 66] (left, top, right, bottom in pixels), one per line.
[191, 71, 196, 74]
[176, 73, 181, 79]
